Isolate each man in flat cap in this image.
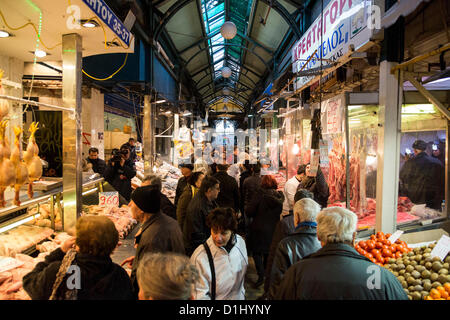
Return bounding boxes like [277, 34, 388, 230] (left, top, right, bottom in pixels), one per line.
[399, 140, 444, 210]
[121, 185, 185, 298]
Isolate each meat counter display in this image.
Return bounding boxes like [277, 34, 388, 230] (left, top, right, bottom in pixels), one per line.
[319, 101, 447, 231]
[132, 159, 182, 203]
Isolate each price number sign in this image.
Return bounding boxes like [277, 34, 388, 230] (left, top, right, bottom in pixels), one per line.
[99, 192, 119, 208]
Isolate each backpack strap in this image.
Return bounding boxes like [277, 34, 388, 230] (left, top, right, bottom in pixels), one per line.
[203, 242, 216, 300]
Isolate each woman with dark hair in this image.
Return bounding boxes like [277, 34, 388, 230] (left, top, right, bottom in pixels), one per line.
[177, 171, 205, 230]
[23, 216, 134, 300]
[246, 175, 284, 288]
[190, 208, 248, 300]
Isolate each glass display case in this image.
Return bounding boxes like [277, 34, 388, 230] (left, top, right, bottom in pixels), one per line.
[397, 104, 448, 225]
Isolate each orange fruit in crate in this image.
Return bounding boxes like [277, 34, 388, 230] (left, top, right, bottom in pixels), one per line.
[430, 288, 441, 299]
[444, 283, 450, 293]
[437, 286, 446, 295]
[441, 291, 449, 299]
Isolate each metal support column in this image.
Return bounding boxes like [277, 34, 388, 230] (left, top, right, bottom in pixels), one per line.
[375, 62, 403, 233]
[143, 95, 152, 175]
[62, 33, 82, 232]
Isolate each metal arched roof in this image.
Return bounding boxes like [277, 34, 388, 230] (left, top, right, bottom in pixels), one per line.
[153, 0, 303, 111]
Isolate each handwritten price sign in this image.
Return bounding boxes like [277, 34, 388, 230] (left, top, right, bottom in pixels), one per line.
[99, 192, 119, 207]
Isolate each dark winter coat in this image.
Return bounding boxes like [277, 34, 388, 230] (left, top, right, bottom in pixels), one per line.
[213, 171, 240, 212]
[243, 174, 262, 214]
[298, 167, 329, 209]
[160, 192, 176, 220]
[86, 157, 107, 176]
[103, 159, 136, 201]
[239, 170, 252, 213]
[183, 193, 218, 256]
[276, 243, 409, 300]
[399, 151, 445, 209]
[246, 188, 284, 254]
[23, 248, 134, 300]
[131, 212, 185, 297]
[264, 213, 296, 293]
[267, 225, 321, 299]
[176, 185, 197, 230]
[175, 176, 189, 207]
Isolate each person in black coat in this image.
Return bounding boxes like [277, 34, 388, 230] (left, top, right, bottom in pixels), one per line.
[246, 175, 284, 288]
[276, 207, 408, 300]
[86, 147, 106, 175]
[183, 176, 220, 256]
[121, 138, 137, 162]
[399, 140, 444, 209]
[23, 215, 134, 300]
[121, 185, 185, 298]
[267, 198, 322, 299]
[262, 188, 314, 298]
[297, 164, 329, 209]
[213, 164, 240, 213]
[103, 145, 136, 201]
[177, 171, 205, 230]
[175, 164, 194, 207]
[141, 175, 177, 220]
[238, 161, 252, 232]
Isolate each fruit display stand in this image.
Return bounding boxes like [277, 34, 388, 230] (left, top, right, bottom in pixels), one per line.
[356, 229, 450, 300]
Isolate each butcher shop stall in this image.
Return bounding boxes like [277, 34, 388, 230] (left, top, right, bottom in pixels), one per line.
[277, 91, 448, 237]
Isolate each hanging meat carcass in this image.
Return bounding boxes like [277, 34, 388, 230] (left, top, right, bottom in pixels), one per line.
[327, 136, 346, 204]
[23, 122, 42, 199]
[0, 121, 16, 207]
[349, 135, 361, 213]
[10, 126, 29, 206]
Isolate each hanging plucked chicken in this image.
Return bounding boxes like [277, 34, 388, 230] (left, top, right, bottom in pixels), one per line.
[23, 122, 42, 199]
[0, 121, 16, 207]
[11, 126, 29, 206]
[0, 70, 10, 120]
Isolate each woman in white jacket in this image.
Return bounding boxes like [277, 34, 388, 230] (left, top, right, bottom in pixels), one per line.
[190, 207, 248, 300]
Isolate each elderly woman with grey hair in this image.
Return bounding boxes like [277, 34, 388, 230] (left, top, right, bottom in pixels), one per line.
[276, 207, 408, 300]
[137, 252, 199, 300]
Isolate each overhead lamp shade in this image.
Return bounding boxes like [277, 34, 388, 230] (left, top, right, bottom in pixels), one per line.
[222, 88, 231, 95]
[221, 67, 232, 78]
[220, 21, 237, 40]
[223, 98, 229, 104]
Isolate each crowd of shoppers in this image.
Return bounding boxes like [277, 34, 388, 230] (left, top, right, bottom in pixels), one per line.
[23, 145, 408, 300]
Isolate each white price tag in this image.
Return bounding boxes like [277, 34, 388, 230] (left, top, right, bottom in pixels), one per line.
[430, 235, 450, 261]
[388, 230, 404, 244]
[99, 192, 119, 208]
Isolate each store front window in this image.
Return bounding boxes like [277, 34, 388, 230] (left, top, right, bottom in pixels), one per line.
[397, 104, 447, 225]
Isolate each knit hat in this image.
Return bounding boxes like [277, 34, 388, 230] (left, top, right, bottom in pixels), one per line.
[412, 140, 427, 151]
[131, 185, 161, 213]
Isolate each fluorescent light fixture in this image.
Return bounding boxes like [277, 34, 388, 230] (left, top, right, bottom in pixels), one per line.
[292, 144, 300, 155]
[83, 22, 96, 28]
[82, 188, 98, 196]
[183, 111, 192, 116]
[425, 77, 450, 85]
[348, 105, 363, 111]
[165, 110, 172, 115]
[34, 50, 47, 58]
[0, 213, 40, 234]
[248, 114, 253, 118]
[155, 99, 166, 104]
[0, 30, 11, 38]
[402, 104, 436, 114]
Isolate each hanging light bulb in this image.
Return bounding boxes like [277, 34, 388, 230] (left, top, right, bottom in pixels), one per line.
[292, 144, 300, 155]
[221, 67, 232, 78]
[152, 165, 157, 172]
[220, 21, 237, 40]
[279, 139, 284, 146]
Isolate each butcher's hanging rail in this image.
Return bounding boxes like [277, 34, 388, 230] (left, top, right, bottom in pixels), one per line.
[0, 95, 75, 113]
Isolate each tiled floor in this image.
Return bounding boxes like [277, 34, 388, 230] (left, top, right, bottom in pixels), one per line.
[111, 225, 265, 300]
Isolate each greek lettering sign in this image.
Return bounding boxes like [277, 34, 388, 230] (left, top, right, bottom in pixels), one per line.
[82, 0, 131, 46]
[292, 0, 374, 90]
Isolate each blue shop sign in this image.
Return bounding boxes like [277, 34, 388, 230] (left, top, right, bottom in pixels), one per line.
[82, 0, 131, 46]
